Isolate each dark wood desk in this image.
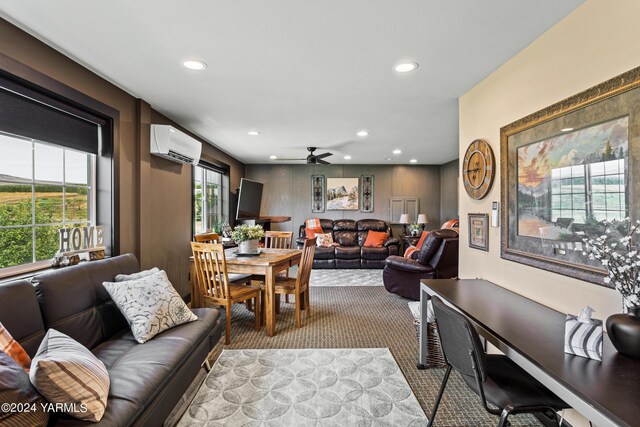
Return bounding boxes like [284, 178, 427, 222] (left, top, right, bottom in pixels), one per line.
[420, 279, 640, 427]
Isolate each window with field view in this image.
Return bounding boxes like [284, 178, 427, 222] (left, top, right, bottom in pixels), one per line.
[0, 133, 96, 269]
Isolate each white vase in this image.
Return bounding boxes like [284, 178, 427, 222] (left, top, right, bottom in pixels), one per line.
[238, 239, 259, 254]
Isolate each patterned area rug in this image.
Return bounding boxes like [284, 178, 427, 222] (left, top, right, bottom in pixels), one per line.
[287, 267, 383, 287]
[183, 275, 542, 426]
[179, 348, 427, 426]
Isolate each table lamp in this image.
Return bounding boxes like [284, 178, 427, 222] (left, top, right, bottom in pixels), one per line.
[417, 214, 429, 231]
[399, 213, 411, 235]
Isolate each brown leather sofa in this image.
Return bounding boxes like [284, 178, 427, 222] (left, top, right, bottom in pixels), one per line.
[0, 254, 223, 426]
[383, 229, 459, 300]
[297, 219, 400, 268]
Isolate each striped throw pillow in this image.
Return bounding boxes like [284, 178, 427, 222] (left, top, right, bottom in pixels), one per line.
[29, 329, 109, 422]
[0, 322, 31, 372]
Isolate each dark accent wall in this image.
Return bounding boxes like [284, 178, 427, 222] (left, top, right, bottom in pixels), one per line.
[439, 159, 459, 222]
[245, 164, 446, 235]
[0, 19, 245, 296]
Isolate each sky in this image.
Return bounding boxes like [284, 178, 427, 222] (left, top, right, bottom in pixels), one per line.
[0, 133, 90, 185]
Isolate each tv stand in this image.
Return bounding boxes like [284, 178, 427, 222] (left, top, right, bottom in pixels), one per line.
[237, 216, 291, 231]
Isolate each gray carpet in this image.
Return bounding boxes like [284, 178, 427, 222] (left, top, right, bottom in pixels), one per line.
[179, 348, 427, 426]
[183, 271, 542, 426]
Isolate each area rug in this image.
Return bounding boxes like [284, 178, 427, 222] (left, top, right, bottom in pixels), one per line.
[286, 266, 383, 287]
[178, 348, 427, 426]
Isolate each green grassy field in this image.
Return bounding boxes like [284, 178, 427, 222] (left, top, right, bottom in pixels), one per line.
[0, 188, 89, 268]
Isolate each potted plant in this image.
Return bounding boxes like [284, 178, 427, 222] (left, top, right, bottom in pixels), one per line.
[583, 218, 640, 358]
[231, 224, 265, 255]
[408, 223, 421, 237]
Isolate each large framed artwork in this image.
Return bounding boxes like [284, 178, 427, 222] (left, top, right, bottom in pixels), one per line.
[326, 177, 359, 210]
[360, 175, 374, 212]
[501, 66, 640, 286]
[311, 175, 325, 213]
[468, 213, 489, 251]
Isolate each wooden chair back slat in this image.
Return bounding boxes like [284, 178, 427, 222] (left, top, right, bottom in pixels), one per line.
[191, 242, 229, 301]
[296, 238, 316, 293]
[194, 232, 220, 243]
[264, 231, 293, 249]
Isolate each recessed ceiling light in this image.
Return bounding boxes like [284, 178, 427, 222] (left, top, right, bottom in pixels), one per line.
[561, 127, 574, 132]
[248, 131, 260, 136]
[410, 159, 418, 163]
[183, 60, 207, 70]
[393, 149, 402, 155]
[344, 155, 352, 160]
[385, 157, 392, 161]
[394, 62, 419, 73]
[356, 130, 369, 137]
[269, 155, 277, 160]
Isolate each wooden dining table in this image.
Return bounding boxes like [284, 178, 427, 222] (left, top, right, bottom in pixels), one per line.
[189, 247, 302, 337]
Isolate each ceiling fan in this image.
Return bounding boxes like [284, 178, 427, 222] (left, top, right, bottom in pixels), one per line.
[276, 147, 333, 164]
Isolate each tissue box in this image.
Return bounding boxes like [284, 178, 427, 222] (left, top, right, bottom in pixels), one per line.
[564, 314, 603, 361]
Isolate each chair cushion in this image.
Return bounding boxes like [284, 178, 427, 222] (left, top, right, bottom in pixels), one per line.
[334, 231, 357, 246]
[0, 350, 49, 427]
[0, 322, 31, 371]
[363, 230, 388, 248]
[336, 246, 361, 259]
[102, 270, 198, 344]
[462, 354, 569, 411]
[314, 246, 336, 260]
[361, 247, 389, 260]
[85, 309, 219, 426]
[30, 329, 110, 422]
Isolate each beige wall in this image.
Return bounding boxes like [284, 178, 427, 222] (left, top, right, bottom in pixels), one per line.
[459, 1, 640, 424]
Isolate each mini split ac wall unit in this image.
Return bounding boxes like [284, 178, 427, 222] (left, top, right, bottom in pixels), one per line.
[150, 124, 202, 165]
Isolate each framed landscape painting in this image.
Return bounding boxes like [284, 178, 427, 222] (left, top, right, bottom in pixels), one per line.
[500, 66, 640, 286]
[326, 178, 359, 210]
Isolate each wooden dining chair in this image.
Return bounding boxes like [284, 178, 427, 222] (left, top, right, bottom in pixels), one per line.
[194, 232, 220, 243]
[264, 231, 294, 303]
[191, 242, 261, 344]
[264, 231, 293, 249]
[274, 238, 316, 328]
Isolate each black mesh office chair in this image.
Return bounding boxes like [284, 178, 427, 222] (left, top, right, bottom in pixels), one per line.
[429, 296, 570, 427]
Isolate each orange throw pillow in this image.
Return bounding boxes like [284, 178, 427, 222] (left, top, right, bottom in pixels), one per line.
[305, 218, 324, 238]
[363, 230, 388, 248]
[0, 322, 31, 372]
[415, 230, 429, 249]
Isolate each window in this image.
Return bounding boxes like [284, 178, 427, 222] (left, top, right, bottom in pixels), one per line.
[590, 158, 626, 221]
[0, 133, 96, 269]
[193, 165, 229, 234]
[550, 158, 626, 223]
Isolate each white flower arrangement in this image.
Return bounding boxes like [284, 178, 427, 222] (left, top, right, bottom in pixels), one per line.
[583, 217, 640, 309]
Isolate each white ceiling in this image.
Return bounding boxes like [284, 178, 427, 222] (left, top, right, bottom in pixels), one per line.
[0, 0, 583, 165]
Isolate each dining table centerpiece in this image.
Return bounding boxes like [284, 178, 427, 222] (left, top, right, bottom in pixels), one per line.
[231, 224, 265, 255]
[583, 218, 640, 358]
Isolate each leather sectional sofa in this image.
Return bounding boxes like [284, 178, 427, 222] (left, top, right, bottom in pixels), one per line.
[383, 228, 459, 300]
[0, 254, 223, 426]
[297, 219, 400, 268]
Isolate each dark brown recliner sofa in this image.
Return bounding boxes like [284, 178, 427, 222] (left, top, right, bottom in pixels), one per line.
[0, 254, 223, 426]
[383, 229, 459, 300]
[297, 219, 400, 268]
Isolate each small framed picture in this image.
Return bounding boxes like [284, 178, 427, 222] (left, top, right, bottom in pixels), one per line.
[468, 213, 489, 251]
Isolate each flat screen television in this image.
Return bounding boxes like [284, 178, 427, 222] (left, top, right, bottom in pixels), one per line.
[236, 178, 264, 220]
